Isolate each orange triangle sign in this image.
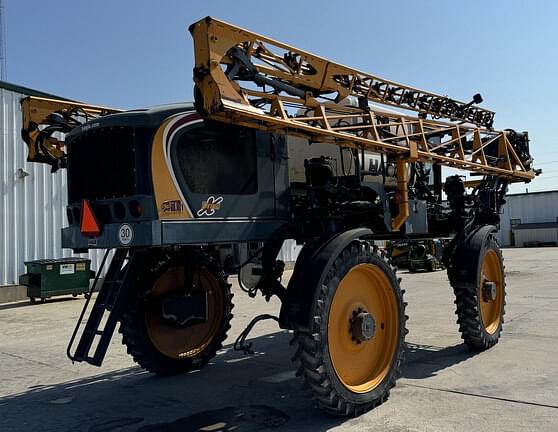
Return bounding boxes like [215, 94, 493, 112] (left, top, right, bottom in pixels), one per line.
[80, 199, 101, 237]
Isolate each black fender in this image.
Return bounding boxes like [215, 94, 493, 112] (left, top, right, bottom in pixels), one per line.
[448, 225, 497, 288]
[279, 228, 373, 330]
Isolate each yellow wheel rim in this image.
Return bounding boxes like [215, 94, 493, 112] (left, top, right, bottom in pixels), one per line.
[479, 250, 504, 334]
[328, 263, 399, 393]
[145, 266, 223, 359]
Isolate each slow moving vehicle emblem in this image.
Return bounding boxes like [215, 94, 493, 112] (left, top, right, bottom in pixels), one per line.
[197, 196, 223, 217]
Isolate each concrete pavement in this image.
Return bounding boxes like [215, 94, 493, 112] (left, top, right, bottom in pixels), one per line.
[0, 247, 557, 431]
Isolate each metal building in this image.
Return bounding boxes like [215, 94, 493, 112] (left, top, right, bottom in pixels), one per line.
[0, 80, 106, 286]
[497, 190, 558, 247]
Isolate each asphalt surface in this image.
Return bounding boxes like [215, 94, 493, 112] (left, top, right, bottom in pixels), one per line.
[1, 247, 557, 431]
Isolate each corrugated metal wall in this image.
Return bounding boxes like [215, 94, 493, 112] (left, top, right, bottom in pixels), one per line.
[513, 228, 558, 247]
[496, 191, 558, 246]
[0, 87, 106, 285]
[507, 191, 558, 224]
[277, 240, 302, 263]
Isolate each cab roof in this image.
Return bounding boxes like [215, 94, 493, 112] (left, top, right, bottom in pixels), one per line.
[67, 102, 197, 139]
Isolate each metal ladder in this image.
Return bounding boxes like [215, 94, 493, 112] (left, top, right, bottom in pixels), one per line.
[67, 248, 145, 366]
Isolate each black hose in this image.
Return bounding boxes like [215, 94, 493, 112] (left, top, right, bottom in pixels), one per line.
[233, 314, 279, 354]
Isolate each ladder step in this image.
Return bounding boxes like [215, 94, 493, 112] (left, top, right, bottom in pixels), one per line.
[67, 249, 146, 366]
[83, 328, 105, 336]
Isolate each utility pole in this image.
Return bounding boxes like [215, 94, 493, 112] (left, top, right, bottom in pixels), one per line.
[0, 0, 7, 80]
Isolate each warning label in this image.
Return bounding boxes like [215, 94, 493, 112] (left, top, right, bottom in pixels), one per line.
[60, 264, 75, 275]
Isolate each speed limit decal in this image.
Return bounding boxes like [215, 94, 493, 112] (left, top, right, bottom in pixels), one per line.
[118, 223, 134, 245]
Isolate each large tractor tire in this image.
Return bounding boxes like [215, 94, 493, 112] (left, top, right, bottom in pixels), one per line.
[293, 241, 407, 416]
[119, 251, 233, 376]
[450, 234, 506, 350]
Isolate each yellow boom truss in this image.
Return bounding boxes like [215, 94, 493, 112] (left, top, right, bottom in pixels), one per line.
[21, 96, 121, 171]
[189, 17, 535, 182]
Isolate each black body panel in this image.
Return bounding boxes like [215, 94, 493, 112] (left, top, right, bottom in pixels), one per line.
[62, 104, 290, 250]
[66, 103, 197, 205]
[169, 120, 287, 220]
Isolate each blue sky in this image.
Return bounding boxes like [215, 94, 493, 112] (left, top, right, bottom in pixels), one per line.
[6, 1, 558, 193]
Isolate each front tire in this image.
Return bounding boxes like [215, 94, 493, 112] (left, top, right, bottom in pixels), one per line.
[450, 236, 505, 350]
[119, 251, 233, 376]
[294, 241, 407, 416]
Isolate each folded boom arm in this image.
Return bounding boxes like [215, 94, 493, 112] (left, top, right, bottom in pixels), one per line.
[189, 17, 536, 182]
[21, 96, 121, 172]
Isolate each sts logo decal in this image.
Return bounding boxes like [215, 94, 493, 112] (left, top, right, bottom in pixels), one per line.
[197, 196, 223, 217]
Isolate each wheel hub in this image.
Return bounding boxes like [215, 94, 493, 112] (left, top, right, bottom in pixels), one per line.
[161, 291, 208, 327]
[350, 308, 376, 343]
[145, 266, 224, 359]
[329, 263, 400, 393]
[482, 281, 497, 302]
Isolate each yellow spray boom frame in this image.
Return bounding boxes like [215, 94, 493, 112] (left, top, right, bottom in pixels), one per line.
[189, 17, 535, 183]
[21, 96, 121, 171]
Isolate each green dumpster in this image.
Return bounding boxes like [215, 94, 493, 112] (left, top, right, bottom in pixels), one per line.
[19, 258, 93, 303]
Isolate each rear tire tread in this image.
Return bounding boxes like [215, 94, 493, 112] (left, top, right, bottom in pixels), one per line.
[119, 253, 233, 376]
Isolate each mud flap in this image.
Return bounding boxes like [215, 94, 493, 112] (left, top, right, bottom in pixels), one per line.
[279, 228, 372, 330]
[448, 225, 497, 287]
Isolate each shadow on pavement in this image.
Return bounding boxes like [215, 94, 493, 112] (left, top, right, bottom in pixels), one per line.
[402, 342, 479, 379]
[0, 296, 80, 311]
[0, 330, 478, 432]
[0, 331, 343, 432]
